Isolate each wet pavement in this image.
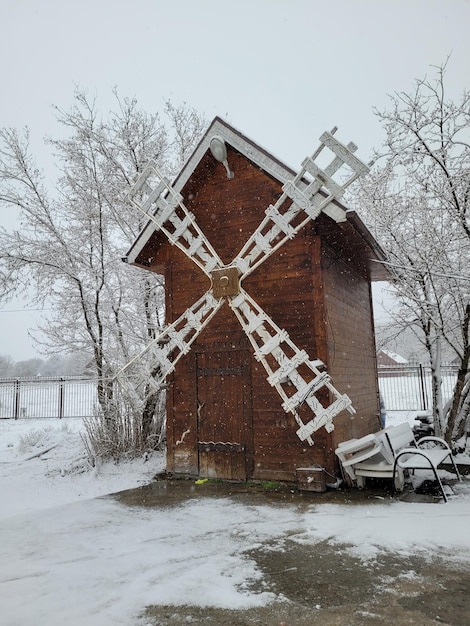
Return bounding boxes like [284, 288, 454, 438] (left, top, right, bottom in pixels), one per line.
[113, 473, 444, 508]
[114, 477, 470, 626]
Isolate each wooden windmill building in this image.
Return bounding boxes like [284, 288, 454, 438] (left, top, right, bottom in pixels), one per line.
[122, 118, 389, 483]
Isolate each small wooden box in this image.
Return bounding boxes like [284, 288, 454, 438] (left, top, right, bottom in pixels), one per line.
[296, 467, 326, 492]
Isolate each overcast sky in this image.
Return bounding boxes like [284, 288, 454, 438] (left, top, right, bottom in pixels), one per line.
[1, 0, 469, 361]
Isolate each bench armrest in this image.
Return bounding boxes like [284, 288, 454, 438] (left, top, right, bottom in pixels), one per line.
[416, 436, 451, 451]
[339, 443, 384, 467]
[336, 434, 377, 455]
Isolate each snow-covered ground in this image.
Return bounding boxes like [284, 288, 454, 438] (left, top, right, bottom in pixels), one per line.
[1, 417, 470, 626]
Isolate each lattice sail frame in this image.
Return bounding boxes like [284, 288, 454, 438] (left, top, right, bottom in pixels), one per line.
[116, 129, 370, 444]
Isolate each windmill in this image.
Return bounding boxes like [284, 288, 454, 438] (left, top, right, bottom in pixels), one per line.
[116, 127, 370, 447]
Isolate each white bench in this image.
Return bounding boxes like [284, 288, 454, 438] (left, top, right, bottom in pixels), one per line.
[336, 422, 462, 501]
[334, 434, 384, 482]
[336, 426, 406, 490]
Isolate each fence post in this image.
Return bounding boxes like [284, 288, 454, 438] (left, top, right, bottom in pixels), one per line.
[418, 364, 427, 411]
[14, 379, 20, 420]
[58, 377, 65, 419]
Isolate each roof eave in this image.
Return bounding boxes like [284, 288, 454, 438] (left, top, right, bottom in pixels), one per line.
[345, 210, 392, 281]
[124, 117, 351, 264]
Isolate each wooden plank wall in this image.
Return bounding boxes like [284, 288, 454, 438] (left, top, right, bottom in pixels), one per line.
[139, 144, 380, 482]
[320, 242, 381, 450]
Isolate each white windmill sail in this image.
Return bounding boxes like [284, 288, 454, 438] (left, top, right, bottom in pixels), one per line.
[117, 129, 369, 443]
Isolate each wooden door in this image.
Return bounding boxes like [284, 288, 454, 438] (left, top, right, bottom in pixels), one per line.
[196, 349, 253, 480]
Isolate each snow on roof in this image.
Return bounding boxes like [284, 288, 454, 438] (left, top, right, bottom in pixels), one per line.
[380, 349, 408, 363]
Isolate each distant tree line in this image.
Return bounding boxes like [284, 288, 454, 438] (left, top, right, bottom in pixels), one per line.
[0, 352, 90, 378]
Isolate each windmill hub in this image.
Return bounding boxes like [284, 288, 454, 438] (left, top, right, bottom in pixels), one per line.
[211, 266, 240, 299]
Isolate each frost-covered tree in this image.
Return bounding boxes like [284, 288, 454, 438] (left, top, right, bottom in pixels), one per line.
[0, 354, 14, 377]
[0, 90, 206, 453]
[351, 62, 470, 445]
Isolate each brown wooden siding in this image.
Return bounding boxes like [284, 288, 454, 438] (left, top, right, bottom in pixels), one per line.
[182, 147, 282, 264]
[136, 143, 380, 482]
[320, 242, 381, 450]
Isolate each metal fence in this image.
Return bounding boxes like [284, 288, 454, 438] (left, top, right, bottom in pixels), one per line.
[0, 365, 460, 419]
[0, 376, 100, 419]
[378, 364, 458, 412]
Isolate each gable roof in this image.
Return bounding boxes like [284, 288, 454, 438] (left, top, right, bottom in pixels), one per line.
[125, 117, 390, 281]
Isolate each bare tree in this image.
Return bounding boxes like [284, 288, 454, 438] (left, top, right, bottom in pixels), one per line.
[0, 90, 206, 454]
[0, 354, 14, 377]
[351, 62, 470, 445]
